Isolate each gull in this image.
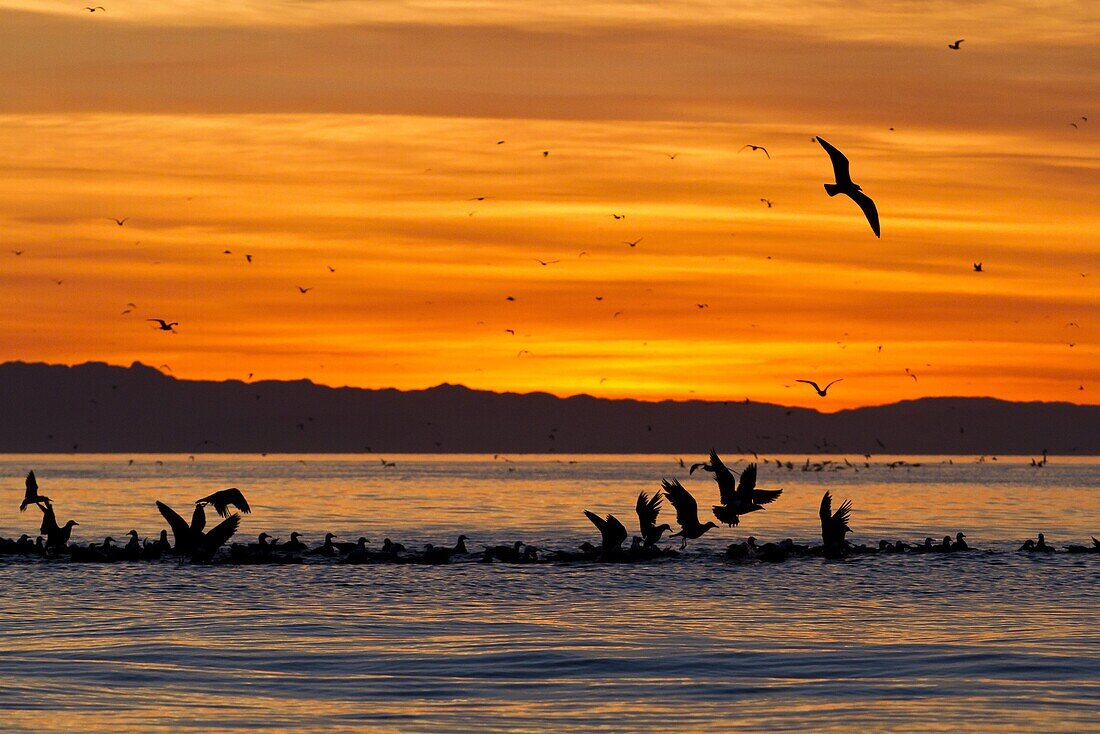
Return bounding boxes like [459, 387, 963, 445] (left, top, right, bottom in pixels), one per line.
[583, 511, 628, 558]
[696, 303, 708, 309]
[948, 39, 964, 49]
[612, 214, 626, 220]
[739, 144, 771, 159]
[84, 6, 106, 11]
[12, 250, 24, 256]
[660, 479, 717, 549]
[905, 368, 918, 382]
[819, 491, 853, 557]
[594, 296, 603, 301]
[20, 471, 50, 511]
[665, 153, 679, 160]
[817, 136, 880, 237]
[973, 262, 983, 272]
[297, 286, 312, 294]
[109, 217, 129, 226]
[760, 198, 774, 208]
[623, 238, 642, 248]
[467, 196, 489, 201]
[53, 279, 63, 285]
[327, 265, 336, 272]
[245, 254, 253, 263]
[504, 329, 515, 335]
[222, 249, 232, 255]
[505, 295, 515, 301]
[795, 379, 842, 397]
[534, 259, 559, 266]
[147, 319, 178, 332]
[636, 491, 672, 547]
[196, 488, 251, 517]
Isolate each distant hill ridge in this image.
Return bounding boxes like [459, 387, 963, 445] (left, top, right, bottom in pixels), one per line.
[0, 360, 1096, 454]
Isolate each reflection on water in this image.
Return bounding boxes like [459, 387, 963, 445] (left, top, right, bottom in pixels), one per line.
[0, 455, 1098, 732]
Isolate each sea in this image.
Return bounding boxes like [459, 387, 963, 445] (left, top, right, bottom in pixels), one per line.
[0, 454, 1097, 732]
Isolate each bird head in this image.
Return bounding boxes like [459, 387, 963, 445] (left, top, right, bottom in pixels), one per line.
[290, 532, 300, 540]
[128, 529, 139, 538]
[67, 521, 79, 528]
[956, 532, 966, 540]
[104, 537, 115, 546]
[457, 534, 469, 542]
[657, 523, 672, 533]
[357, 537, 369, 545]
[704, 521, 718, 530]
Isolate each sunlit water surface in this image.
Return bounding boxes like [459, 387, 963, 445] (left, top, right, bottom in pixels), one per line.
[0, 454, 1098, 732]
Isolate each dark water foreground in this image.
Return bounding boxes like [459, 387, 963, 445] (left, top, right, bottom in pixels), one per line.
[0, 455, 1097, 732]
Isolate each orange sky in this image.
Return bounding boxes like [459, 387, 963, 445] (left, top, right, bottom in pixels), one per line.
[0, 1, 1097, 409]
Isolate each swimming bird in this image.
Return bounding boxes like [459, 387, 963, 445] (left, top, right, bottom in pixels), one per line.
[157, 501, 240, 561]
[948, 39, 964, 49]
[816, 137, 880, 237]
[819, 491, 852, 558]
[661, 479, 718, 549]
[195, 487, 251, 517]
[584, 510, 628, 557]
[709, 460, 783, 527]
[20, 471, 50, 511]
[147, 319, 178, 332]
[308, 533, 339, 557]
[739, 144, 771, 159]
[951, 532, 968, 551]
[796, 378, 843, 397]
[636, 491, 671, 547]
[38, 500, 78, 550]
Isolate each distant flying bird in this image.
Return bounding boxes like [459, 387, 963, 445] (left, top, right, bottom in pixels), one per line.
[195, 487, 251, 517]
[973, 262, 983, 272]
[467, 196, 489, 201]
[817, 136, 880, 237]
[612, 213, 626, 219]
[327, 265, 336, 272]
[245, 254, 253, 263]
[297, 286, 312, 294]
[505, 295, 516, 301]
[584, 510, 628, 557]
[110, 217, 129, 226]
[795, 378, 843, 397]
[594, 296, 603, 301]
[534, 259, 559, 266]
[542, 151, 549, 157]
[665, 153, 679, 160]
[147, 319, 178, 332]
[636, 491, 671, 547]
[740, 144, 771, 159]
[905, 368, 918, 382]
[53, 279, 63, 285]
[760, 198, 774, 208]
[661, 479, 717, 549]
[222, 249, 232, 255]
[623, 238, 642, 248]
[696, 303, 708, 309]
[504, 329, 515, 335]
[948, 39, 964, 49]
[84, 6, 106, 11]
[1070, 122, 1078, 129]
[20, 471, 50, 512]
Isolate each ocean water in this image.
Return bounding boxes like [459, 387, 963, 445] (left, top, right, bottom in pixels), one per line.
[0, 454, 1098, 732]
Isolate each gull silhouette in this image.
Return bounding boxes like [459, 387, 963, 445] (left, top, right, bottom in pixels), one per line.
[973, 262, 983, 272]
[739, 144, 770, 159]
[623, 238, 642, 248]
[816, 137, 880, 237]
[796, 378, 843, 397]
[297, 286, 312, 294]
[948, 39, 964, 49]
[109, 217, 129, 226]
[147, 319, 178, 332]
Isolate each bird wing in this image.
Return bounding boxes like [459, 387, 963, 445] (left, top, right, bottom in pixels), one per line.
[197, 487, 251, 517]
[824, 378, 844, 391]
[157, 501, 191, 547]
[816, 137, 851, 185]
[736, 462, 758, 496]
[708, 449, 737, 502]
[39, 502, 59, 534]
[635, 491, 662, 533]
[202, 513, 241, 551]
[24, 471, 37, 500]
[606, 514, 628, 546]
[796, 379, 822, 392]
[661, 479, 700, 528]
[751, 488, 783, 505]
[834, 499, 853, 533]
[848, 190, 880, 237]
[819, 491, 833, 527]
[583, 509, 608, 534]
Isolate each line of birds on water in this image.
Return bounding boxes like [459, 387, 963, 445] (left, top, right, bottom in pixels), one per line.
[5, 457, 1097, 565]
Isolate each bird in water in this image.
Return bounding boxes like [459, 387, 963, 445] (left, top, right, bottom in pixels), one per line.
[156, 500, 240, 561]
[20, 471, 50, 511]
[816, 136, 880, 237]
[660, 479, 718, 549]
[795, 378, 843, 397]
[702, 457, 784, 527]
[37, 500, 78, 550]
[195, 487, 251, 517]
[819, 491, 853, 558]
[584, 510, 628, 558]
[636, 491, 671, 547]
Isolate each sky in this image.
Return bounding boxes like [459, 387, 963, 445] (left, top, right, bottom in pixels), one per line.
[0, 0, 1097, 409]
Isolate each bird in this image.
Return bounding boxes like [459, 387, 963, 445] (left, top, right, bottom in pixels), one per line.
[796, 378, 843, 397]
[660, 479, 718, 549]
[20, 471, 51, 512]
[84, 6, 106, 11]
[297, 286, 312, 294]
[110, 217, 129, 226]
[38, 500, 78, 550]
[147, 319, 178, 332]
[612, 214, 626, 220]
[739, 144, 771, 159]
[819, 491, 853, 557]
[665, 153, 679, 160]
[245, 254, 253, 263]
[327, 265, 335, 272]
[973, 262, 983, 272]
[195, 487, 251, 517]
[623, 238, 643, 248]
[584, 510, 628, 558]
[534, 259, 559, 266]
[816, 136, 880, 237]
[11, 250, 23, 256]
[157, 501, 240, 561]
[704, 457, 783, 526]
[948, 39, 964, 49]
[760, 198, 774, 208]
[636, 491, 671, 547]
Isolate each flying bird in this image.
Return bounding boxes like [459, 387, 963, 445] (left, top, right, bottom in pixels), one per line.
[245, 254, 252, 263]
[84, 6, 106, 11]
[660, 479, 718, 549]
[705, 458, 783, 526]
[109, 217, 129, 226]
[760, 198, 774, 208]
[973, 262, 983, 272]
[816, 137, 880, 237]
[948, 39, 964, 49]
[636, 491, 672, 547]
[20, 471, 50, 512]
[740, 144, 771, 159]
[612, 214, 626, 220]
[623, 238, 643, 248]
[195, 487, 251, 517]
[665, 153, 679, 160]
[147, 319, 178, 332]
[795, 378, 843, 397]
[534, 259, 560, 266]
[297, 286, 312, 294]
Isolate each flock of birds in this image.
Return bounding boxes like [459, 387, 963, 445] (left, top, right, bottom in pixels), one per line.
[5, 455, 1097, 566]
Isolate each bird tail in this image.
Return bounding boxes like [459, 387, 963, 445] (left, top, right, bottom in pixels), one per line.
[824, 183, 842, 197]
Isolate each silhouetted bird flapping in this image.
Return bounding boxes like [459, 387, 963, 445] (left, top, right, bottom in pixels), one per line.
[819, 491, 852, 558]
[157, 500, 240, 561]
[661, 479, 717, 549]
[195, 487, 251, 517]
[20, 470, 50, 511]
[636, 491, 671, 547]
[38, 500, 78, 550]
[816, 137, 880, 237]
[584, 510, 628, 557]
[708, 458, 783, 527]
